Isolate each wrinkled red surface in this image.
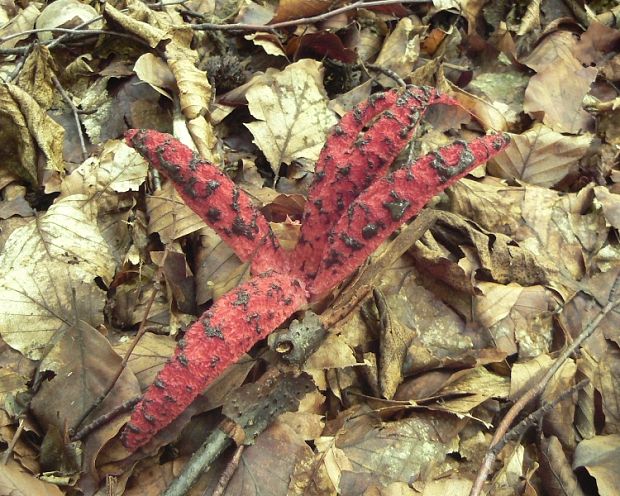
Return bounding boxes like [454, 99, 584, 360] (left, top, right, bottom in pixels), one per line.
[126, 129, 287, 275]
[121, 272, 308, 451]
[310, 133, 511, 296]
[293, 86, 458, 280]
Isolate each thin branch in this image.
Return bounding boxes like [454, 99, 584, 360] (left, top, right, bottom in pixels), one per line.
[70, 396, 141, 442]
[1, 418, 25, 464]
[51, 73, 88, 161]
[212, 445, 245, 496]
[491, 379, 589, 456]
[192, 0, 427, 32]
[470, 278, 620, 496]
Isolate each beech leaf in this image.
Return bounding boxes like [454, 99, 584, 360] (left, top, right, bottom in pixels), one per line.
[0, 195, 115, 359]
[489, 124, 592, 187]
[245, 59, 337, 179]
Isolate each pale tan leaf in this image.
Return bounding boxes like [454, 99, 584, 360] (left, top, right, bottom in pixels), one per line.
[61, 140, 148, 199]
[103, 3, 168, 48]
[245, 59, 337, 178]
[134, 52, 176, 98]
[0, 266, 106, 360]
[0, 5, 40, 49]
[573, 434, 620, 495]
[195, 226, 247, 304]
[115, 331, 177, 390]
[35, 0, 101, 42]
[0, 195, 115, 359]
[337, 414, 460, 490]
[374, 18, 419, 86]
[0, 460, 63, 496]
[524, 63, 597, 134]
[166, 47, 213, 122]
[15, 45, 55, 109]
[147, 181, 206, 243]
[516, 0, 541, 36]
[489, 124, 592, 186]
[0, 83, 64, 185]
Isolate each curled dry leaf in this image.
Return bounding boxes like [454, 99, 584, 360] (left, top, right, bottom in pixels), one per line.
[0, 83, 65, 185]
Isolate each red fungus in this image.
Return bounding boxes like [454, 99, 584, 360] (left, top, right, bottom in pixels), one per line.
[121, 86, 511, 451]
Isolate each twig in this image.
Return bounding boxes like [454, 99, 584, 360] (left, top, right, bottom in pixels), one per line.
[491, 379, 588, 456]
[211, 444, 245, 496]
[163, 428, 232, 496]
[70, 396, 141, 442]
[192, 0, 427, 32]
[51, 73, 88, 161]
[1, 418, 25, 464]
[469, 277, 620, 496]
[4, 44, 32, 82]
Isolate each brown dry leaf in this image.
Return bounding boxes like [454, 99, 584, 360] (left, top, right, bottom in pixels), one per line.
[245, 59, 337, 180]
[410, 210, 550, 292]
[522, 35, 597, 133]
[573, 434, 620, 495]
[32, 321, 139, 429]
[335, 412, 462, 492]
[371, 289, 413, 399]
[393, 278, 474, 374]
[0, 195, 115, 359]
[147, 181, 206, 243]
[373, 18, 419, 87]
[194, 226, 248, 304]
[305, 333, 358, 371]
[541, 358, 577, 448]
[489, 124, 592, 187]
[271, 0, 338, 23]
[115, 331, 177, 390]
[15, 45, 55, 109]
[594, 186, 620, 230]
[441, 78, 509, 131]
[225, 422, 314, 495]
[449, 179, 608, 286]
[539, 435, 586, 496]
[437, 367, 510, 413]
[30, 320, 139, 455]
[0, 5, 40, 49]
[0, 83, 64, 185]
[475, 282, 558, 358]
[0, 459, 64, 496]
[467, 71, 529, 128]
